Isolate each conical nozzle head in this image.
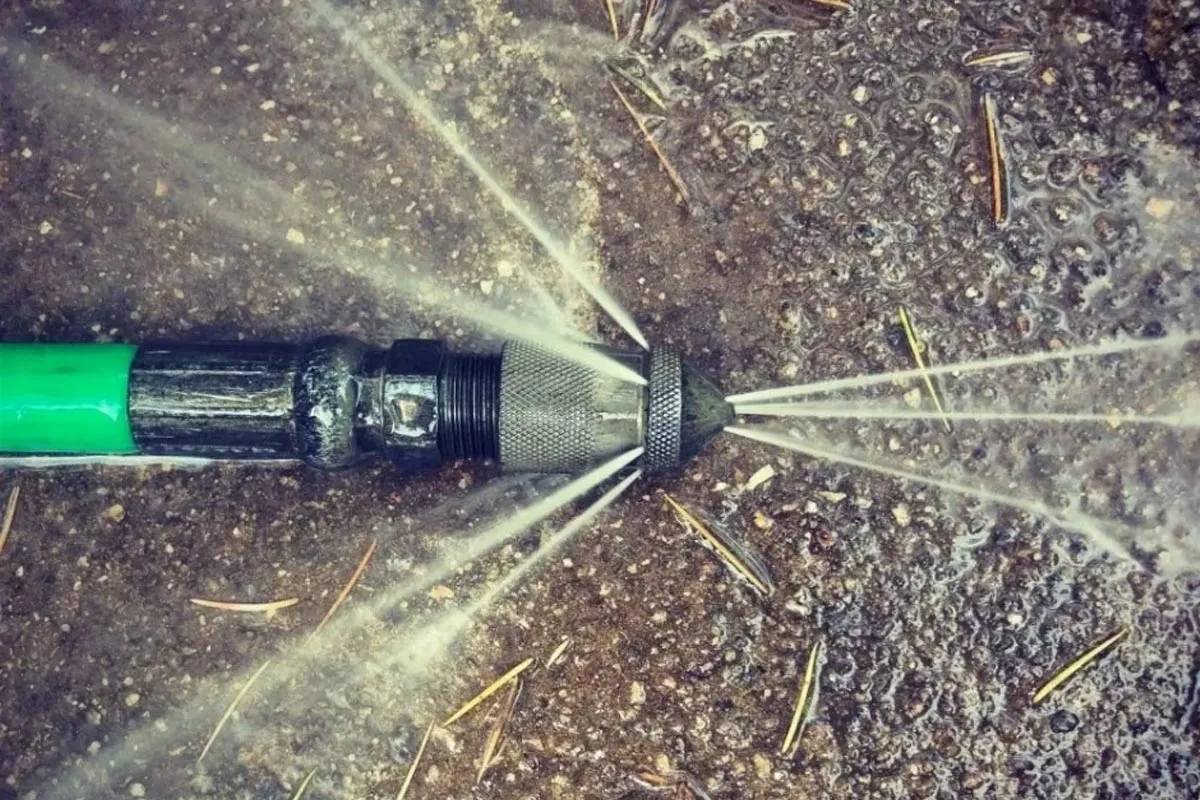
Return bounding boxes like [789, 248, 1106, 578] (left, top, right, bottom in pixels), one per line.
[678, 355, 735, 464]
[643, 346, 734, 472]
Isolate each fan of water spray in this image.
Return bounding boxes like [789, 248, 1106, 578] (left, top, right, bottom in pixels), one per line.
[728, 332, 1200, 571]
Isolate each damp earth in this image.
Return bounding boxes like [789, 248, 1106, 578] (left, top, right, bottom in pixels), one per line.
[1, 0, 1199, 798]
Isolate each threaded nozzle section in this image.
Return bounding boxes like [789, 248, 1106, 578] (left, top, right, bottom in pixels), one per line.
[437, 352, 502, 461]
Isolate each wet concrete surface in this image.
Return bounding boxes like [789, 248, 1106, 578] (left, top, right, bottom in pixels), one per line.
[2, 0, 1199, 797]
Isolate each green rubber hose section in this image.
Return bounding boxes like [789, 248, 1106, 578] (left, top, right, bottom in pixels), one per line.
[0, 344, 138, 453]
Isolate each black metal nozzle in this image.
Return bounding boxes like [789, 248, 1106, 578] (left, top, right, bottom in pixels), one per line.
[124, 336, 731, 473]
[642, 347, 734, 472]
[679, 356, 736, 464]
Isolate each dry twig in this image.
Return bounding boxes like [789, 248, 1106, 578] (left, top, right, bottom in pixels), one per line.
[0, 485, 18, 557]
[308, 539, 377, 642]
[443, 657, 535, 727]
[781, 640, 822, 757]
[611, 82, 690, 204]
[477, 677, 523, 783]
[982, 93, 1009, 224]
[190, 598, 300, 614]
[290, 768, 318, 800]
[1034, 628, 1128, 704]
[664, 494, 773, 596]
[198, 658, 274, 762]
[396, 721, 434, 800]
[897, 306, 952, 433]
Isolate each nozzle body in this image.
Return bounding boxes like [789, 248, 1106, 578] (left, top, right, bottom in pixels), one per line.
[0, 338, 733, 473]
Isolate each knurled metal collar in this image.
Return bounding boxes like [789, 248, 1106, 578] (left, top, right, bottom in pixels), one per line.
[643, 346, 682, 472]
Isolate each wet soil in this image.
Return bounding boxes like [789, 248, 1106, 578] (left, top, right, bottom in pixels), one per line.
[2, 0, 1199, 798]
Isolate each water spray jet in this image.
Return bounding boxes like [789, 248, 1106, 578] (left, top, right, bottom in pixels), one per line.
[0, 338, 733, 474]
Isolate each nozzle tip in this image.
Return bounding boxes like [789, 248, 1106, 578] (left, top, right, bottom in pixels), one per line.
[678, 355, 735, 464]
[643, 347, 733, 472]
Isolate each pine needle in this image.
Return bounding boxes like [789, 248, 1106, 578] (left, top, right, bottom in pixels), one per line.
[611, 82, 691, 204]
[476, 677, 523, 783]
[290, 768, 318, 800]
[964, 49, 1033, 69]
[781, 639, 821, 757]
[396, 721, 434, 800]
[809, 0, 852, 8]
[198, 658, 274, 762]
[545, 637, 572, 668]
[607, 62, 666, 110]
[982, 93, 1009, 224]
[190, 598, 300, 613]
[1033, 628, 1128, 704]
[897, 306, 952, 433]
[308, 538, 377, 643]
[443, 657, 535, 727]
[0, 485, 18, 557]
[603, 0, 620, 38]
[664, 494, 773, 596]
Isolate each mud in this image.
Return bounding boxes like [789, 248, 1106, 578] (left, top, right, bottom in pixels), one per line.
[1, 0, 1198, 798]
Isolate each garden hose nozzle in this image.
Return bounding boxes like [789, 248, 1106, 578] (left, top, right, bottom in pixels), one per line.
[0, 338, 734, 473]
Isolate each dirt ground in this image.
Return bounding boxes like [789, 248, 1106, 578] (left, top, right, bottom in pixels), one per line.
[1, 0, 1199, 798]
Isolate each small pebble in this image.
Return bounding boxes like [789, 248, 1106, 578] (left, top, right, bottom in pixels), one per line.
[1145, 197, 1175, 221]
[102, 504, 126, 522]
[744, 464, 776, 492]
[1049, 709, 1079, 733]
[285, 228, 306, 245]
[629, 681, 646, 706]
[124, 692, 140, 707]
[129, 783, 145, 797]
[892, 503, 911, 527]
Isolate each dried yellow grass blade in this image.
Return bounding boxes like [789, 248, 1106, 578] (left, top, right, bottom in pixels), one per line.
[190, 597, 300, 613]
[982, 93, 1009, 224]
[611, 82, 691, 204]
[603, 0, 619, 39]
[0, 485, 19, 557]
[781, 639, 821, 757]
[198, 658, 274, 762]
[443, 657, 535, 727]
[664, 494, 773, 596]
[897, 306, 952, 433]
[290, 768, 318, 800]
[810, 0, 852, 8]
[545, 637, 572, 668]
[964, 49, 1033, 69]
[308, 538, 377, 643]
[476, 676, 523, 783]
[396, 721, 434, 800]
[1033, 627, 1128, 704]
